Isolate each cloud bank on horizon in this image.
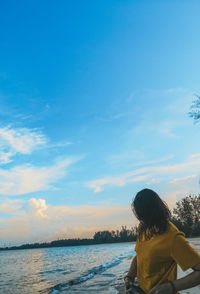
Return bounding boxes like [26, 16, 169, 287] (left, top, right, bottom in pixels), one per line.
[0, 0, 200, 245]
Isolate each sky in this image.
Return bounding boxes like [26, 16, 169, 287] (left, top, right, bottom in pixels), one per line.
[0, 0, 200, 246]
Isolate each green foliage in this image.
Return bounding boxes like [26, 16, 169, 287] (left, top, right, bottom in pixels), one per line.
[171, 194, 200, 237]
[189, 95, 200, 123]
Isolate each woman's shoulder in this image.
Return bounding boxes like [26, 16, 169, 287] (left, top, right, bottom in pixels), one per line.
[168, 221, 178, 231]
[167, 221, 185, 237]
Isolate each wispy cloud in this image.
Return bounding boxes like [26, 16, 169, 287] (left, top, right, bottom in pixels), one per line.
[0, 126, 47, 164]
[169, 174, 198, 184]
[0, 151, 13, 164]
[108, 153, 174, 169]
[0, 157, 79, 196]
[87, 170, 149, 193]
[47, 141, 73, 149]
[157, 121, 179, 138]
[87, 154, 200, 193]
[0, 199, 22, 214]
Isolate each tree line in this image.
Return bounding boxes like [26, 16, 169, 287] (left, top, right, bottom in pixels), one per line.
[0, 226, 138, 251]
[171, 194, 200, 237]
[0, 194, 200, 250]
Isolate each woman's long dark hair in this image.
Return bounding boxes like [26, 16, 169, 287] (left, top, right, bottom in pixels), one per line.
[132, 188, 171, 240]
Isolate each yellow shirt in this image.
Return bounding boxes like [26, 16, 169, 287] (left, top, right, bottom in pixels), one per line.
[135, 222, 200, 294]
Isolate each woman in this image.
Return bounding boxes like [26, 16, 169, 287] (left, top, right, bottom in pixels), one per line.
[124, 188, 200, 294]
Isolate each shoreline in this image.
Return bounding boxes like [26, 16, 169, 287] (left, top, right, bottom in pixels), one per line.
[0, 241, 136, 252]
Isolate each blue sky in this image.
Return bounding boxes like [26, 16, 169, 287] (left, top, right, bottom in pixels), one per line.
[0, 0, 200, 245]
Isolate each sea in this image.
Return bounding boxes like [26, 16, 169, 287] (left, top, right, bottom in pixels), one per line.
[0, 242, 135, 294]
[0, 239, 200, 294]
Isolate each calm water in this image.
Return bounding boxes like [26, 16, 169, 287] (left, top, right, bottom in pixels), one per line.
[0, 242, 135, 294]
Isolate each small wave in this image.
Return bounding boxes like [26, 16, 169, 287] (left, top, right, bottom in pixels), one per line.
[49, 253, 131, 293]
[41, 269, 64, 275]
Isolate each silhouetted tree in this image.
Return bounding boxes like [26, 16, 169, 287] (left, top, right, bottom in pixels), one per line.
[171, 194, 200, 237]
[93, 230, 114, 243]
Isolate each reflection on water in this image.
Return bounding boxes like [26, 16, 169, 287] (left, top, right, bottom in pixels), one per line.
[0, 249, 52, 293]
[0, 243, 135, 294]
[1, 239, 200, 294]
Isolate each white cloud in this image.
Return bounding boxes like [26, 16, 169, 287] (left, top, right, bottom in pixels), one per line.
[1, 169, 199, 245]
[0, 126, 47, 153]
[87, 154, 200, 193]
[29, 198, 48, 219]
[0, 126, 47, 163]
[0, 199, 136, 245]
[0, 151, 13, 164]
[0, 157, 78, 195]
